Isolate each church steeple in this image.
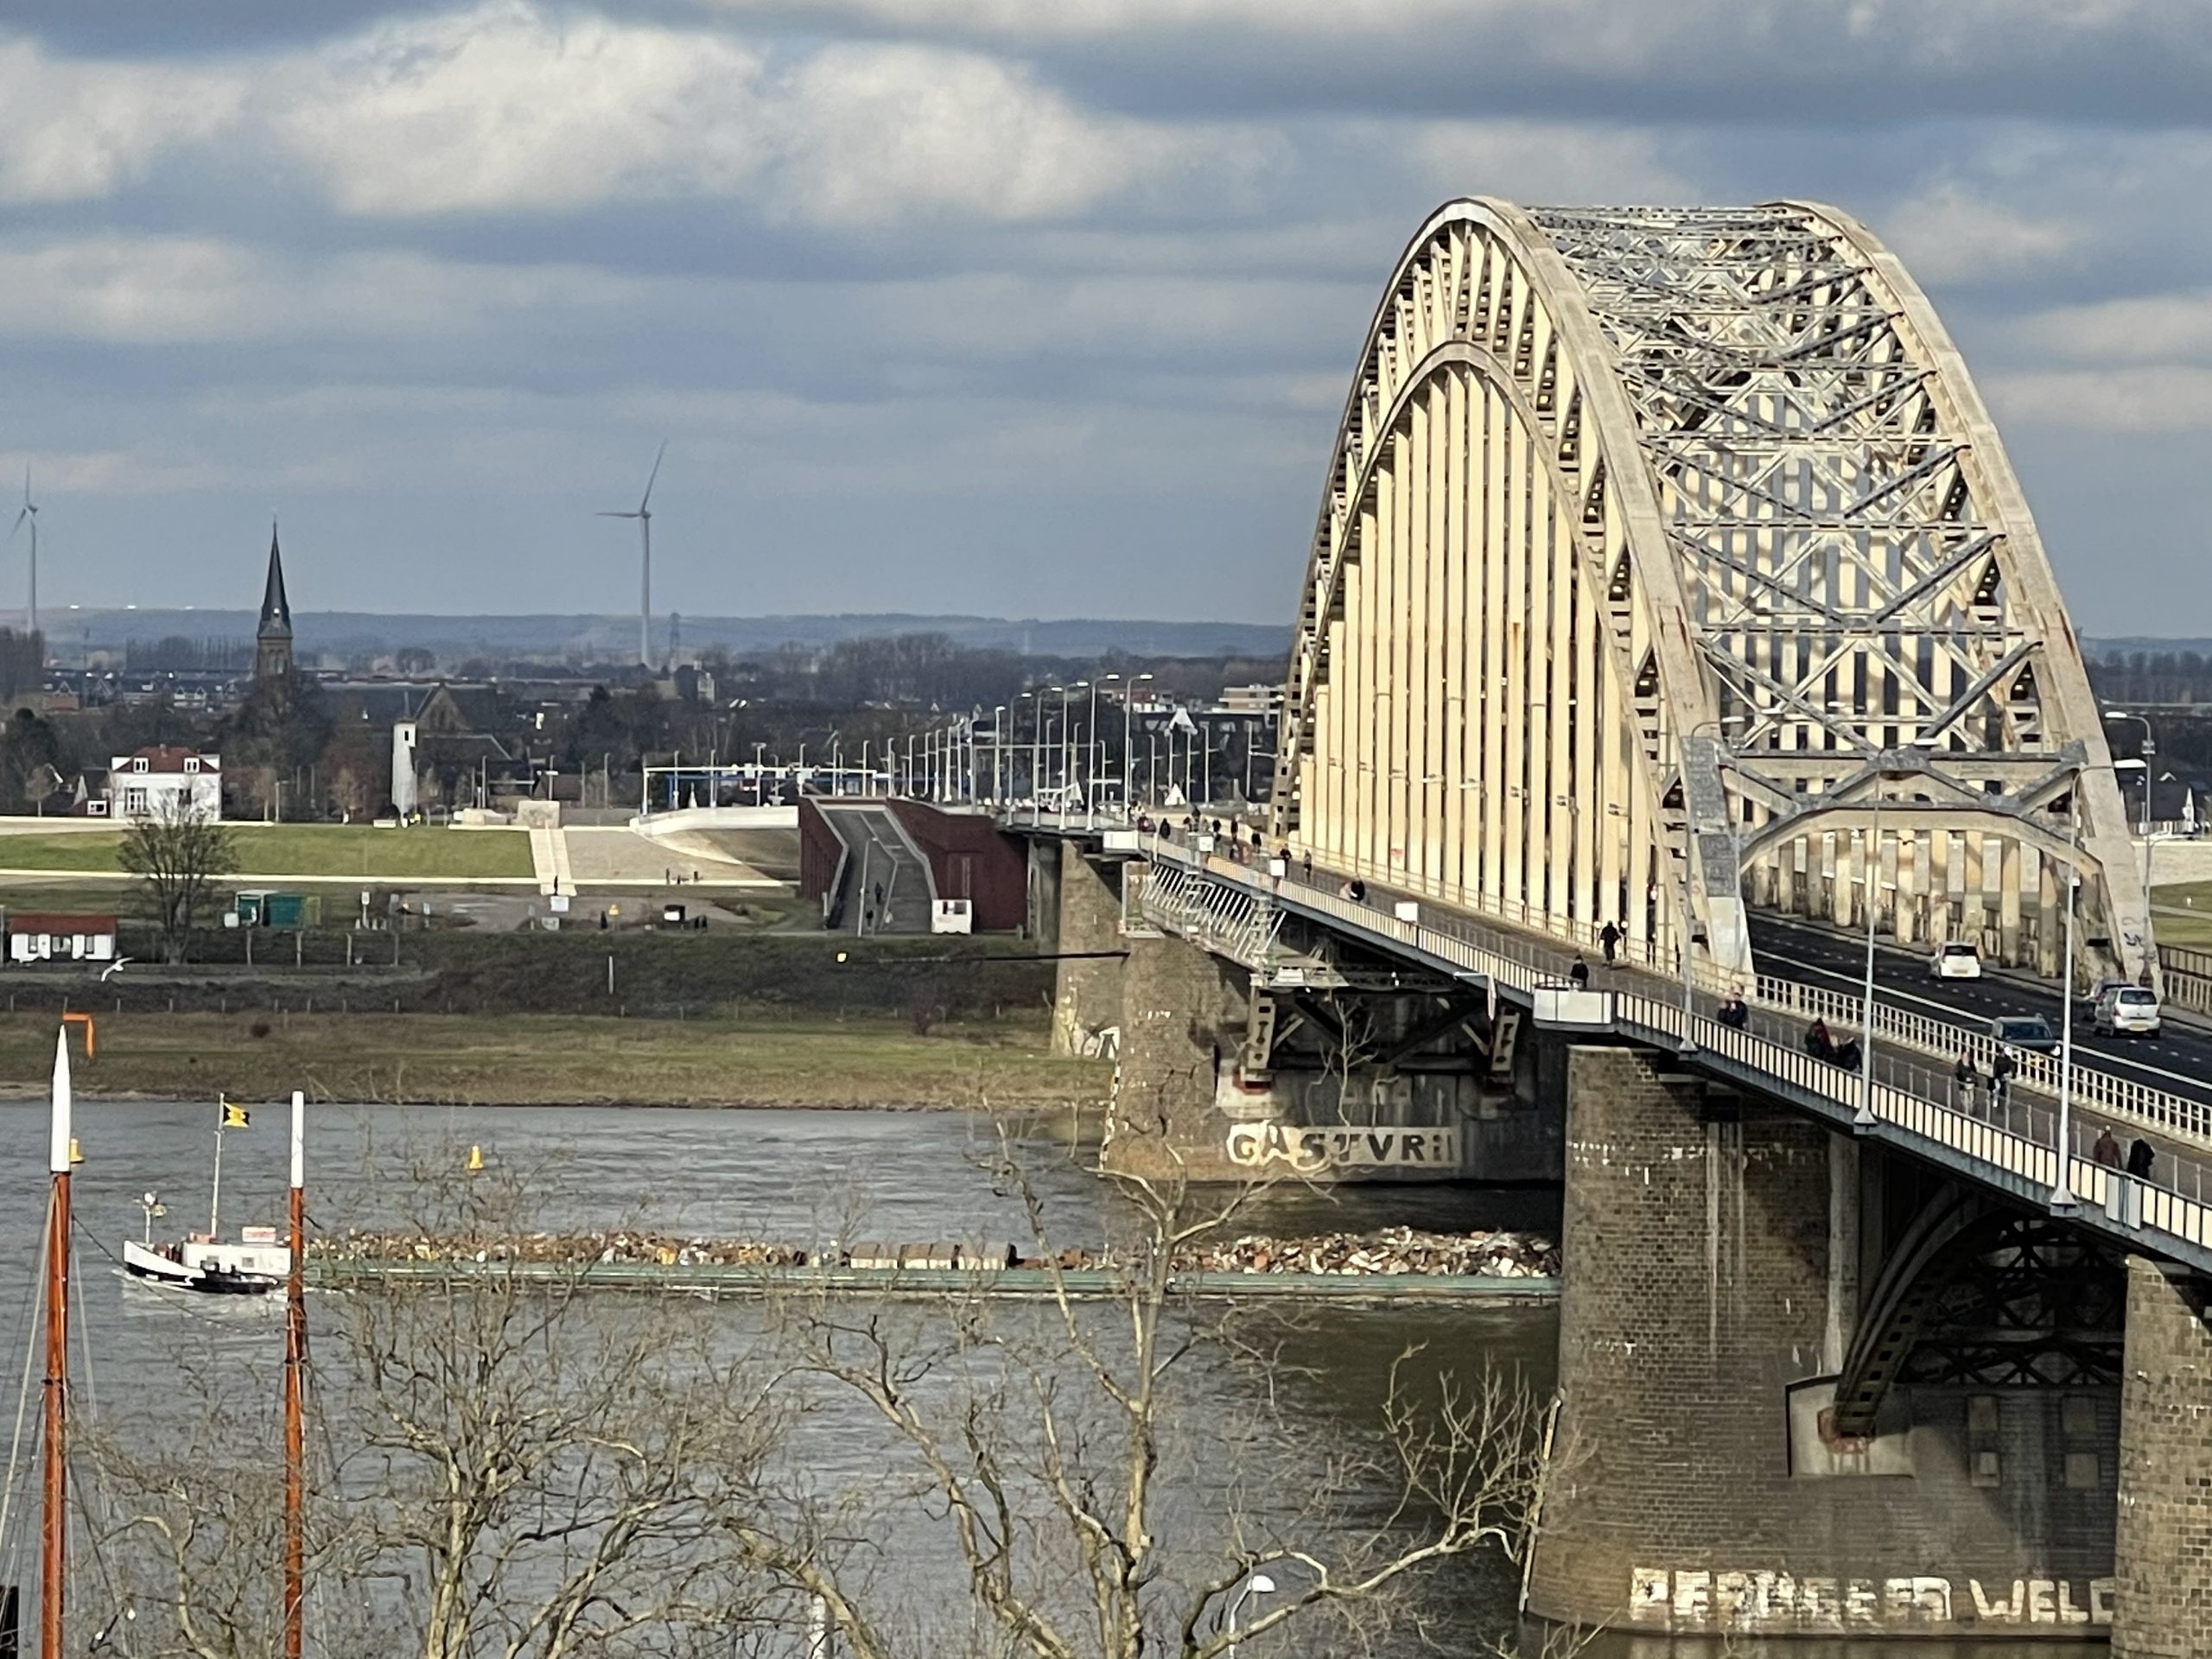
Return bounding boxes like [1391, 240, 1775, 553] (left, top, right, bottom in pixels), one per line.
[255, 520, 294, 683]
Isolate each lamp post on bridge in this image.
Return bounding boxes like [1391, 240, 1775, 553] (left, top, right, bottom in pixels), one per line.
[1854, 737, 1937, 1129]
[2051, 776, 2086, 1211]
[2105, 707, 2157, 936]
[1123, 673, 1151, 817]
[1677, 715, 1747, 1047]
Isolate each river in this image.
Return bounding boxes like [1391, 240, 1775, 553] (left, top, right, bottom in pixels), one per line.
[0, 1099, 2100, 1656]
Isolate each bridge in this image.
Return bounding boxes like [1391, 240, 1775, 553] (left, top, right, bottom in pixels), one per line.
[987, 201, 2209, 1649]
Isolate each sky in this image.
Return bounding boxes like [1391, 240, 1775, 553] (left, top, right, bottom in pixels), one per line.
[1, 1, 2209, 633]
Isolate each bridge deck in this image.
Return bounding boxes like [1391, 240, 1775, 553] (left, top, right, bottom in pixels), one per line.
[1134, 831, 2212, 1275]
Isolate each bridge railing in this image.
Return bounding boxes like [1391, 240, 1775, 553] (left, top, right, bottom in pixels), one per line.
[1126, 825, 2212, 1155]
[1129, 862, 1282, 969]
[1134, 837, 2212, 1259]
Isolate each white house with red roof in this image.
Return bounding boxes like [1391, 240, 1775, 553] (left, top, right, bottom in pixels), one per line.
[105, 745, 222, 821]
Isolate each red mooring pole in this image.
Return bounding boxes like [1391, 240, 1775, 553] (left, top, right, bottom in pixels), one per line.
[41, 1031, 73, 1659]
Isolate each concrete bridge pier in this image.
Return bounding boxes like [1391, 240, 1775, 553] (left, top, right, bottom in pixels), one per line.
[1528, 1045, 2120, 1638]
[2113, 1260, 2212, 1655]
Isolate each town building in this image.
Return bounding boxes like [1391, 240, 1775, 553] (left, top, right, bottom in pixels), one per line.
[6, 913, 118, 963]
[105, 745, 222, 820]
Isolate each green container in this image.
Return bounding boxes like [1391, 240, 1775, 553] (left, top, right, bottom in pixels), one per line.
[236, 890, 309, 928]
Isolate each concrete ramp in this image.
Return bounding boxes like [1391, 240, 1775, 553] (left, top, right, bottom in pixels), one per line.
[815, 802, 937, 933]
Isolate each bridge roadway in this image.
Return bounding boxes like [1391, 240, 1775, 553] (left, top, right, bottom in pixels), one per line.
[1124, 825, 2212, 1273]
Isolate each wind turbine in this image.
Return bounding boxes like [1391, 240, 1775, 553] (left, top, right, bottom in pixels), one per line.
[599, 442, 665, 671]
[9, 467, 38, 636]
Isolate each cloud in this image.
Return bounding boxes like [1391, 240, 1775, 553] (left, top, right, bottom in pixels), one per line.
[1881, 182, 2082, 284]
[1986, 365, 2212, 432]
[0, 36, 244, 202]
[2012, 289, 2212, 365]
[772, 43, 1277, 226]
[1404, 120, 1694, 205]
[0, 233, 646, 344]
[272, 4, 1272, 224]
[700, 0, 2212, 122]
[275, 4, 771, 214]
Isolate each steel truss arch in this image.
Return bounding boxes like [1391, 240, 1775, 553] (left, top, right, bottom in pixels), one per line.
[1274, 200, 2153, 987]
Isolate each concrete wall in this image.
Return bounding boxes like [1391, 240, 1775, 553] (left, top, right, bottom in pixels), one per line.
[1102, 931, 1249, 1182]
[2113, 1259, 2212, 1656]
[1049, 844, 1127, 1058]
[1528, 1046, 2117, 1637]
[885, 802, 1028, 931]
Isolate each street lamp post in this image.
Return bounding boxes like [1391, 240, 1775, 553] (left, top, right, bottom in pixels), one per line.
[2052, 780, 2084, 1210]
[1064, 683, 1084, 816]
[1854, 798, 1883, 1127]
[1125, 673, 1152, 816]
[2105, 708, 2157, 925]
[1226, 1573, 1275, 1654]
[1090, 677, 1110, 826]
[1022, 692, 1040, 823]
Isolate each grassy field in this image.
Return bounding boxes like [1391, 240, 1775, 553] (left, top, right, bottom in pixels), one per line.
[0, 824, 534, 880]
[2152, 882, 2212, 953]
[0, 1011, 1108, 1109]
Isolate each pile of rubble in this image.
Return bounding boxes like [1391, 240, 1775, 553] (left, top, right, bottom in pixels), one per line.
[1178, 1226, 1557, 1278]
[315, 1230, 813, 1268]
[311, 1224, 1558, 1279]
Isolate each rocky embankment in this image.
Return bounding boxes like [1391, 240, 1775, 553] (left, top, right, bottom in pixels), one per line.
[314, 1224, 1558, 1278]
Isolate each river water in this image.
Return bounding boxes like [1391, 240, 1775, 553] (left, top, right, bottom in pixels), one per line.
[0, 1101, 2099, 1656]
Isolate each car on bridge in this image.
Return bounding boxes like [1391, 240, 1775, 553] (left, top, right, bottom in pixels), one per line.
[1986, 1014, 2061, 1055]
[2093, 984, 2162, 1038]
[1929, 941, 1982, 981]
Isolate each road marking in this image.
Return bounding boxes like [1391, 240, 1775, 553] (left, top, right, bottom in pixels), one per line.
[1760, 947, 2212, 1100]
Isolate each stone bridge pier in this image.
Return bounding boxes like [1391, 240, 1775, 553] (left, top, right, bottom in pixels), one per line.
[1529, 1044, 2208, 1649]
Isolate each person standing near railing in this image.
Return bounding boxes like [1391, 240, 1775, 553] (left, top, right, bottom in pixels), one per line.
[1954, 1051, 1977, 1111]
[1989, 1045, 2018, 1109]
[1599, 920, 1621, 965]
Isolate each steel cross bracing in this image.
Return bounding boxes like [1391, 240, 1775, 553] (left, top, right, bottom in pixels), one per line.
[1274, 199, 2152, 994]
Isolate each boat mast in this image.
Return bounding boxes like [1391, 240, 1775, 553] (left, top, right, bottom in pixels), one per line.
[210, 1103, 226, 1239]
[283, 1090, 305, 1659]
[41, 1029, 72, 1659]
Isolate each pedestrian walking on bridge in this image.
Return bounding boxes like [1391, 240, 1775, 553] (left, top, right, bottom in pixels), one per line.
[1599, 920, 1622, 965]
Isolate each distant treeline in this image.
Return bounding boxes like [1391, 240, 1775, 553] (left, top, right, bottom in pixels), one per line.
[2088, 651, 2212, 709]
[123, 635, 253, 674]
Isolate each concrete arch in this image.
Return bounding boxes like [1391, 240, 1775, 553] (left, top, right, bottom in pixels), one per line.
[1275, 201, 2155, 987]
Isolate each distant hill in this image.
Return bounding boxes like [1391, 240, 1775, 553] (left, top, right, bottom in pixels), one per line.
[49, 610, 1290, 663]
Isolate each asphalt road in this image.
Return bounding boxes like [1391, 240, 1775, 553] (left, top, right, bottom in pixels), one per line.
[1748, 915, 2212, 1109]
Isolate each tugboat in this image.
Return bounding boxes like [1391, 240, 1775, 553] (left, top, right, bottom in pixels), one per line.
[121, 1097, 288, 1294]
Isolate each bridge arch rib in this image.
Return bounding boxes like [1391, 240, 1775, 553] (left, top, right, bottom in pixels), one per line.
[1274, 200, 2153, 988]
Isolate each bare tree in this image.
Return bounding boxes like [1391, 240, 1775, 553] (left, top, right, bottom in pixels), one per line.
[737, 1145, 1570, 1659]
[118, 796, 238, 962]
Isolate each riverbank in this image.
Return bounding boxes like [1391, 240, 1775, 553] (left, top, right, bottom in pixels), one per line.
[0, 1011, 1111, 1110]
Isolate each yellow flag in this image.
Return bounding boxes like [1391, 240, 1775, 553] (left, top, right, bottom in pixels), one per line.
[219, 1098, 251, 1130]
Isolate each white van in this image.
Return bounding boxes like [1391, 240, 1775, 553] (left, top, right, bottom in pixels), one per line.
[2093, 985, 2161, 1038]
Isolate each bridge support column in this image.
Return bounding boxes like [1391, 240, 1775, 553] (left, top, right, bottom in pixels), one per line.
[2113, 1259, 2212, 1656]
[1101, 934, 1248, 1181]
[1529, 1046, 2118, 1637]
[1962, 831, 1987, 950]
[2038, 851, 2063, 978]
[1040, 843, 1124, 1058]
[1999, 839, 2024, 965]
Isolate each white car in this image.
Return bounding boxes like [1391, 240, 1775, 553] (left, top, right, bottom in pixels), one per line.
[1930, 942, 1983, 981]
[2094, 985, 2161, 1038]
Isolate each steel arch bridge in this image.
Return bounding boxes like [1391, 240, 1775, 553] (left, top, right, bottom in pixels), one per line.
[1272, 200, 2152, 991]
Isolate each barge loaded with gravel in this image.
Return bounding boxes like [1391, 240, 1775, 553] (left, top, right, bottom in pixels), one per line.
[302, 1225, 1560, 1302]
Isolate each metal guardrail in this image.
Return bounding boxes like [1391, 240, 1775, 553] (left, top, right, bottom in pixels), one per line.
[1136, 837, 2212, 1268]
[1129, 863, 1283, 969]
